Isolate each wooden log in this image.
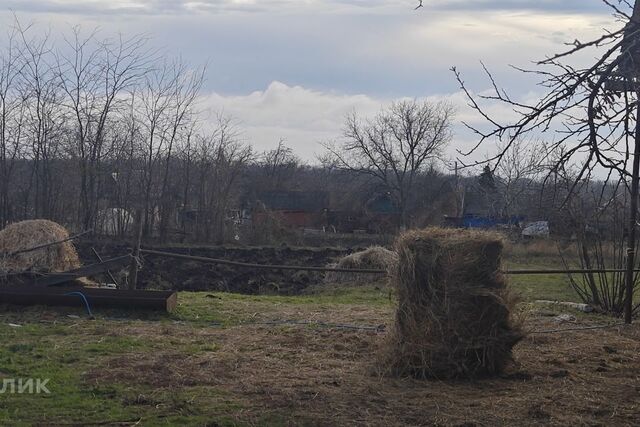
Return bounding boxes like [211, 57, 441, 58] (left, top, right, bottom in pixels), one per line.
[0, 286, 177, 312]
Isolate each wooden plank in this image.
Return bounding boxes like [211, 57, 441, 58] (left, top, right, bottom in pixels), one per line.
[91, 247, 120, 288]
[0, 286, 177, 312]
[32, 255, 133, 287]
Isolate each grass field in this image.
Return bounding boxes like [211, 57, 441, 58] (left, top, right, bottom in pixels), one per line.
[1, 249, 639, 426]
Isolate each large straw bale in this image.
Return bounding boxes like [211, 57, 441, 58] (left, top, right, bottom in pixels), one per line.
[0, 220, 81, 274]
[325, 246, 397, 284]
[380, 227, 523, 379]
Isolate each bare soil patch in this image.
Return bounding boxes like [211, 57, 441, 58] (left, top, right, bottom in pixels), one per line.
[77, 242, 354, 294]
[86, 312, 640, 426]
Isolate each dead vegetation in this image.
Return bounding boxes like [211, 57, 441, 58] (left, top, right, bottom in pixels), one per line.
[80, 309, 640, 426]
[0, 284, 639, 426]
[0, 219, 81, 275]
[324, 246, 397, 285]
[380, 228, 524, 379]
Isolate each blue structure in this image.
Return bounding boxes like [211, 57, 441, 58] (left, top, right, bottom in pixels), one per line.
[445, 214, 524, 229]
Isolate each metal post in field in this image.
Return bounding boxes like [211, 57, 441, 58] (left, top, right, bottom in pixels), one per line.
[128, 209, 143, 290]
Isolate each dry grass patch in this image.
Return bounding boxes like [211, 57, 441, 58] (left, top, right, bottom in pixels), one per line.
[325, 246, 397, 285]
[85, 314, 640, 426]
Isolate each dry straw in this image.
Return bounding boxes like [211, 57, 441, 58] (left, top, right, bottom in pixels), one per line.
[0, 220, 81, 275]
[380, 227, 524, 379]
[325, 246, 398, 284]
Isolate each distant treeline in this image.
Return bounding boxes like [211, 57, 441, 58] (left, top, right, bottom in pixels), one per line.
[0, 21, 624, 244]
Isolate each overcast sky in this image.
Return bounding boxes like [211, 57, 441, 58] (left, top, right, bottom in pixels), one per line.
[0, 0, 624, 168]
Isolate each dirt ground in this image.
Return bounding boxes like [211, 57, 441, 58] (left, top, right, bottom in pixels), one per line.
[84, 308, 640, 426]
[77, 242, 352, 294]
[6, 242, 637, 425]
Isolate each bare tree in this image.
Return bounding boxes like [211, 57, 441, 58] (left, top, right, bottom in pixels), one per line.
[452, 1, 640, 321]
[56, 27, 151, 231]
[137, 62, 177, 236]
[260, 139, 300, 191]
[325, 99, 453, 228]
[493, 138, 547, 218]
[157, 60, 205, 241]
[17, 24, 66, 220]
[193, 114, 252, 242]
[0, 24, 26, 227]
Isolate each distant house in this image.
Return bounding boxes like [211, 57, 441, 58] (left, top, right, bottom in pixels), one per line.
[252, 191, 329, 228]
[327, 192, 400, 233]
[363, 193, 401, 233]
[442, 178, 525, 230]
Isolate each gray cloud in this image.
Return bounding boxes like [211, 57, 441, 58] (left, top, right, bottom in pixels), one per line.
[432, 0, 612, 13]
[0, 0, 625, 163]
[0, 0, 620, 16]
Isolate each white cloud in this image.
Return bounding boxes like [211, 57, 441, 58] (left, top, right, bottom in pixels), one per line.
[0, 0, 627, 171]
[199, 81, 388, 159]
[198, 80, 525, 166]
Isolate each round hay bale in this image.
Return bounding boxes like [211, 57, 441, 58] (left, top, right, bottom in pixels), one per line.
[380, 227, 524, 379]
[0, 220, 81, 275]
[325, 246, 398, 284]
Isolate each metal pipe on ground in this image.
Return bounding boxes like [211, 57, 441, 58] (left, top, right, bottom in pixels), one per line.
[139, 249, 640, 276]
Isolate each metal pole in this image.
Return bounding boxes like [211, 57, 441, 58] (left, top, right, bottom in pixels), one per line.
[128, 209, 143, 290]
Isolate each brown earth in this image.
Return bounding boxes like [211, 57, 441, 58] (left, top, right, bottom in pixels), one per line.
[76, 242, 354, 294]
[85, 312, 640, 426]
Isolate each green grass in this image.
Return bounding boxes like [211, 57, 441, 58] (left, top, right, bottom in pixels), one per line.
[509, 273, 578, 303]
[505, 257, 581, 303]
[0, 250, 605, 426]
[171, 284, 392, 326]
[0, 315, 247, 426]
[0, 285, 394, 426]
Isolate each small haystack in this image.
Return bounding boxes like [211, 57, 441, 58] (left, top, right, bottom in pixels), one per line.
[380, 227, 523, 379]
[0, 220, 81, 275]
[325, 246, 398, 284]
